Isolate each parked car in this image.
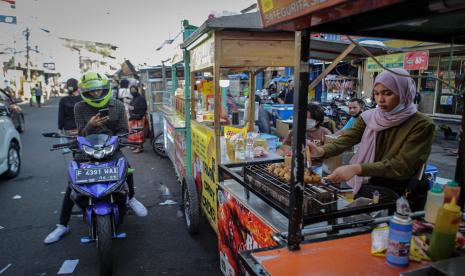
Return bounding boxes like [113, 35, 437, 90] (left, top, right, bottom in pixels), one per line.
[0, 88, 25, 132]
[0, 102, 21, 179]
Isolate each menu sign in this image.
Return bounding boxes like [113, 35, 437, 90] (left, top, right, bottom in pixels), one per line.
[257, 0, 348, 28]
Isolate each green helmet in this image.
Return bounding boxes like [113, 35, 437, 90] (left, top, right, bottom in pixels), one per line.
[79, 71, 111, 108]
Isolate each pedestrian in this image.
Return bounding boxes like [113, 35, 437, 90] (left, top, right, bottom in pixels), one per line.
[127, 85, 147, 153]
[58, 78, 81, 135]
[33, 83, 42, 107]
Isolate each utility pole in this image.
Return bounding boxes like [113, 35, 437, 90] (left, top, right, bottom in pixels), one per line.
[23, 28, 31, 81]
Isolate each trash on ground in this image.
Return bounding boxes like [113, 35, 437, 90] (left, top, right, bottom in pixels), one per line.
[12, 195, 22, 200]
[0, 264, 12, 274]
[159, 199, 177, 206]
[57, 259, 79, 274]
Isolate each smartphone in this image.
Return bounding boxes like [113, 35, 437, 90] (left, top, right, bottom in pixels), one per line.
[98, 108, 109, 117]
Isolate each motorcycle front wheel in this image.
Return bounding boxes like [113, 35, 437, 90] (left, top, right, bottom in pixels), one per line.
[97, 215, 113, 276]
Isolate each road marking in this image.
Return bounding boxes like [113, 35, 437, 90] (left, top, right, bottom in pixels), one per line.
[57, 259, 79, 274]
[0, 264, 12, 274]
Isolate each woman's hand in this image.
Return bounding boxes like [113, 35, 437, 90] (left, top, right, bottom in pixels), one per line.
[307, 141, 325, 158]
[327, 164, 362, 183]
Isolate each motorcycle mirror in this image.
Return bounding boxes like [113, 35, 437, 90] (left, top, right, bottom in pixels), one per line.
[42, 132, 61, 138]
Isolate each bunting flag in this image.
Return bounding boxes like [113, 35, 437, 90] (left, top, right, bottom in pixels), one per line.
[0, 15, 16, 24]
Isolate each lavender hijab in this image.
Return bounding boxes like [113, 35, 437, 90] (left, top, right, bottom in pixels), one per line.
[348, 68, 417, 194]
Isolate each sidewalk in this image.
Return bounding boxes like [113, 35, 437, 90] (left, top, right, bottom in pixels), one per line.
[428, 118, 460, 180]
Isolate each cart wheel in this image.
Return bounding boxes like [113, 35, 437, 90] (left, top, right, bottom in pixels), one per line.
[182, 176, 200, 234]
[151, 132, 167, 158]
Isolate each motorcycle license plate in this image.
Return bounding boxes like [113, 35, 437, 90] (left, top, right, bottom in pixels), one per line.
[75, 167, 119, 184]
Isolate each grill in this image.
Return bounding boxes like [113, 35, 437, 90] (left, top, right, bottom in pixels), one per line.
[244, 163, 339, 216]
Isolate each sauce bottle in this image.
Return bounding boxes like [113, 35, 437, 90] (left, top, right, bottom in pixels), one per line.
[443, 181, 461, 204]
[427, 197, 462, 261]
[424, 185, 444, 224]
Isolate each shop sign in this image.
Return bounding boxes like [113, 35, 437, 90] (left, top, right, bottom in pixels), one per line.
[367, 53, 405, 72]
[43, 62, 55, 70]
[258, 0, 348, 28]
[191, 122, 218, 232]
[190, 35, 214, 72]
[404, 51, 429, 70]
[218, 187, 278, 275]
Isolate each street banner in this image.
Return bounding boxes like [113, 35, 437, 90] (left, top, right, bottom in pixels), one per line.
[403, 50, 429, 70]
[218, 187, 278, 276]
[367, 53, 404, 72]
[191, 122, 218, 232]
[257, 0, 348, 28]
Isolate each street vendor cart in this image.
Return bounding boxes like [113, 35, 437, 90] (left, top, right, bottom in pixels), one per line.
[232, 1, 465, 275]
[176, 12, 398, 276]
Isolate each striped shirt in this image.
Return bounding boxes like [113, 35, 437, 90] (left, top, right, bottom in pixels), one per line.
[74, 99, 128, 136]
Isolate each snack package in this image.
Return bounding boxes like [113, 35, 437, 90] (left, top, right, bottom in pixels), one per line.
[410, 235, 431, 262]
[371, 224, 389, 256]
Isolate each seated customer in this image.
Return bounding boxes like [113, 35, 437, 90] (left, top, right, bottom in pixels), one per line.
[278, 102, 331, 156]
[309, 69, 435, 210]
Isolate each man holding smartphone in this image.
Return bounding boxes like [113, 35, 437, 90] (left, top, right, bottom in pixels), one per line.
[44, 72, 147, 244]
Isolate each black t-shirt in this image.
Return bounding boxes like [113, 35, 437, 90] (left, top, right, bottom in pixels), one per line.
[58, 96, 82, 130]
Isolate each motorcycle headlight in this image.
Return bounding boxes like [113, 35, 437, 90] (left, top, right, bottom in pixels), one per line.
[82, 145, 114, 160]
[103, 144, 115, 155]
[82, 145, 95, 156]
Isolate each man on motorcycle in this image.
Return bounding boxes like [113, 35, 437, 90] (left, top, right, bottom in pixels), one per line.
[44, 72, 148, 244]
[337, 98, 364, 134]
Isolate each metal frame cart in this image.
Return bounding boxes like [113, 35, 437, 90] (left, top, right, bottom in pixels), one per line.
[177, 12, 397, 276]
[235, 1, 465, 275]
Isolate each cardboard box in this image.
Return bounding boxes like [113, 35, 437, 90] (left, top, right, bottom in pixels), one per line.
[275, 119, 290, 138]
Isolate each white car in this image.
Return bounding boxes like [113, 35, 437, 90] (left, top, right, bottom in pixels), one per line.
[0, 102, 21, 179]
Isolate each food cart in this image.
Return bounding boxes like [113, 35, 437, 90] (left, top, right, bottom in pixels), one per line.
[231, 1, 465, 275]
[175, 12, 398, 276]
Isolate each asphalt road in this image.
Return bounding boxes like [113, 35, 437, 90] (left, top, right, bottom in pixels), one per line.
[0, 98, 221, 276]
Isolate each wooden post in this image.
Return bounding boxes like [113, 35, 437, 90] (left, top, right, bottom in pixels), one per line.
[308, 43, 356, 92]
[248, 71, 255, 132]
[288, 29, 310, 251]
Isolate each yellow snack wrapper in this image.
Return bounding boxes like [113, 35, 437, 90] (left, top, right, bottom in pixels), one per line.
[410, 235, 432, 262]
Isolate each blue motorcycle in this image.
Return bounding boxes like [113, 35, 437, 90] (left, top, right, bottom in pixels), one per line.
[43, 131, 140, 276]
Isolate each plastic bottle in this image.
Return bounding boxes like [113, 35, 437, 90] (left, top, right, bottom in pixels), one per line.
[234, 134, 245, 161]
[424, 185, 445, 224]
[428, 197, 462, 261]
[246, 132, 254, 160]
[443, 181, 461, 204]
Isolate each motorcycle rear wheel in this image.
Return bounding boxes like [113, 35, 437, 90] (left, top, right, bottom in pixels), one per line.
[97, 215, 113, 276]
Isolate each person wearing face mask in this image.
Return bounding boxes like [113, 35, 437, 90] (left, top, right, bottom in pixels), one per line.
[309, 69, 435, 210]
[278, 102, 331, 156]
[127, 85, 147, 153]
[58, 78, 81, 135]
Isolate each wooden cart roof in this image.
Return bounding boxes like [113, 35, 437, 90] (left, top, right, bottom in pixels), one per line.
[181, 12, 400, 62]
[257, 0, 465, 44]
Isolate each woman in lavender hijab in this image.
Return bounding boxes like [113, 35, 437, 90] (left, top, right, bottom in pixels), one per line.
[310, 69, 435, 210]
